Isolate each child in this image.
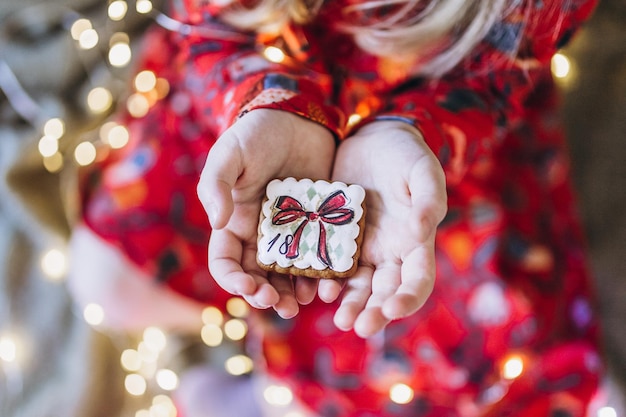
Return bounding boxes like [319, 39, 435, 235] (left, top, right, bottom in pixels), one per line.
[68, 0, 605, 415]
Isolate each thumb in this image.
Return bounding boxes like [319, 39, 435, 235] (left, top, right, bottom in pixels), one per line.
[197, 137, 242, 229]
[407, 156, 447, 242]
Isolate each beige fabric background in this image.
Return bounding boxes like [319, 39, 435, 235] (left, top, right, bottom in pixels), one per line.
[0, 0, 624, 415]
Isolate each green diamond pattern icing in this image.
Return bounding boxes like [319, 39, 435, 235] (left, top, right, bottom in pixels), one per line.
[334, 243, 344, 259]
[307, 186, 318, 201]
[299, 240, 311, 255]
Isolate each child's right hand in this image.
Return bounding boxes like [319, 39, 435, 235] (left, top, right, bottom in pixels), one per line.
[197, 109, 336, 319]
[329, 120, 448, 338]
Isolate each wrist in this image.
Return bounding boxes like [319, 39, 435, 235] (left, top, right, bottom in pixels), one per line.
[353, 119, 423, 140]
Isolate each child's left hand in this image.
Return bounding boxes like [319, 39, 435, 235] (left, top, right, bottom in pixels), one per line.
[328, 120, 448, 338]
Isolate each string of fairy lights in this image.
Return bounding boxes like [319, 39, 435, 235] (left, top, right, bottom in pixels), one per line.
[0, 1, 620, 416]
[0, 1, 266, 416]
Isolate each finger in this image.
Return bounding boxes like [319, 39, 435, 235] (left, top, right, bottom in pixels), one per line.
[353, 307, 389, 339]
[317, 278, 344, 303]
[333, 265, 374, 331]
[294, 276, 318, 305]
[268, 273, 299, 318]
[407, 156, 447, 242]
[197, 137, 243, 229]
[364, 263, 402, 310]
[382, 239, 436, 320]
[240, 242, 282, 308]
[353, 264, 401, 337]
[241, 283, 280, 310]
[208, 229, 259, 296]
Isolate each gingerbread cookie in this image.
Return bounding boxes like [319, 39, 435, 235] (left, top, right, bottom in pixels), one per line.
[257, 178, 366, 278]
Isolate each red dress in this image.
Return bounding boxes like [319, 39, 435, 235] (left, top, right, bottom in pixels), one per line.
[81, 1, 604, 415]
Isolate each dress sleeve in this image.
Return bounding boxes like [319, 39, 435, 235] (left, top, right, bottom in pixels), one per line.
[358, 0, 598, 183]
[174, 3, 346, 139]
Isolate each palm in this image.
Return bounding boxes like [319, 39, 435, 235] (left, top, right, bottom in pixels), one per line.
[359, 192, 417, 267]
[330, 121, 447, 337]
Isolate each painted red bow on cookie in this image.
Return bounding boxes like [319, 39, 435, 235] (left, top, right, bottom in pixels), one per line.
[272, 190, 355, 269]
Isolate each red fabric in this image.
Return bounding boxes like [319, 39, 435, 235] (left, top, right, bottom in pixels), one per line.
[81, 0, 603, 415]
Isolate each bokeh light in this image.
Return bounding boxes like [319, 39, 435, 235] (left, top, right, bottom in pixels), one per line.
[74, 141, 97, 166]
[41, 248, 67, 281]
[108, 0, 128, 21]
[83, 303, 105, 326]
[125, 373, 147, 396]
[389, 383, 414, 405]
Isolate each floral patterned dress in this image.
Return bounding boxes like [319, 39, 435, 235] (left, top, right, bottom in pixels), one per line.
[81, 0, 604, 415]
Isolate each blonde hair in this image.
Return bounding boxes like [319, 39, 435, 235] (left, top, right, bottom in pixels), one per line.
[210, 0, 513, 76]
[210, 0, 323, 34]
[341, 0, 512, 76]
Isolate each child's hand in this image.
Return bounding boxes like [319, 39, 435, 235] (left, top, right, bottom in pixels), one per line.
[197, 109, 335, 318]
[329, 120, 447, 338]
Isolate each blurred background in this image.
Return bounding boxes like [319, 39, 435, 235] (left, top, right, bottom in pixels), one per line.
[0, 0, 624, 416]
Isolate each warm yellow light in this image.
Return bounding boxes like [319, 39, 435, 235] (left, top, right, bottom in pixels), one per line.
[155, 78, 170, 99]
[43, 153, 64, 173]
[135, 410, 150, 417]
[263, 46, 286, 63]
[200, 324, 223, 347]
[43, 118, 65, 139]
[127, 93, 150, 118]
[41, 248, 67, 281]
[137, 341, 159, 363]
[143, 327, 167, 352]
[121, 349, 142, 371]
[263, 385, 293, 406]
[109, 42, 132, 67]
[135, 70, 157, 93]
[99, 121, 116, 142]
[152, 394, 173, 405]
[156, 369, 179, 391]
[78, 28, 99, 50]
[502, 355, 524, 380]
[389, 383, 414, 405]
[87, 87, 113, 114]
[125, 373, 147, 396]
[152, 395, 178, 417]
[151, 396, 177, 417]
[107, 125, 130, 149]
[109, 32, 130, 46]
[38, 136, 59, 158]
[149, 401, 177, 417]
[100, 121, 130, 147]
[152, 395, 173, 405]
[224, 318, 247, 341]
[551, 53, 571, 79]
[225, 355, 254, 376]
[70, 19, 92, 40]
[136, 0, 153, 14]
[83, 303, 105, 326]
[0, 336, 17, 362]
[139, 360, 157, 379]
[108, 0, 128, 21]
[74, 141, 97, 166]
[347, 113, 362, 127]
[201, 306, 224, 326]
[226, 297, 250, 318]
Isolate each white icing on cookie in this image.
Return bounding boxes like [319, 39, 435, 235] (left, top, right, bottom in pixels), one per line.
[258, 178, 365, 273]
